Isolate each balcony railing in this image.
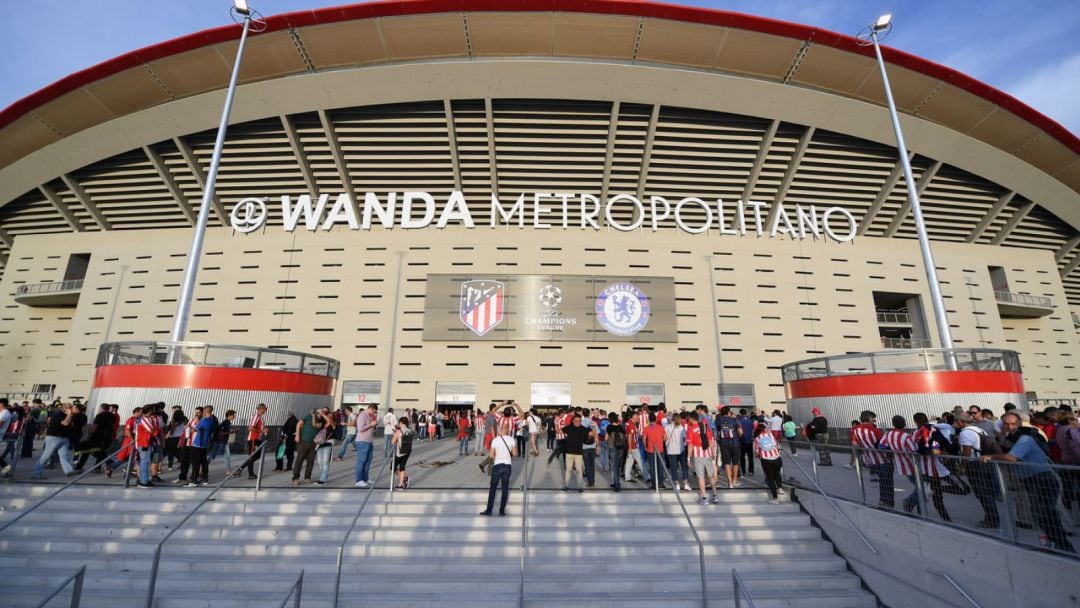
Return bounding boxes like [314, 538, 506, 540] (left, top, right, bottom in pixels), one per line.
[781, 348, 1022, 383]
[14, 279, 85, 307]
[880, 337, 931, 349]
[993, 290, 1051, 308]
[96, 340, 341, 378]
[875, 311, 911, 325]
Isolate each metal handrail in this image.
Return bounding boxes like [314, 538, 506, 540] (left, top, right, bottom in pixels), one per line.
[732, 568, 757, 608]
[95, 340, 340, 378]
[668, 477, 708, 607]
[785, 447, 878, 555]
[517, 444, 530, 608]
[277, 570, 304, 608]
[0, 443, 127, 534]
[926, 569, 981, 607]
[875, 311, 911, 324]
[16, 279, 85, 296]
[781, 347, 1021, 382]
[332, 452, 392, 607]
[993, 290, 1052, 308]
[33, 565, 86, 608]
[144, 442, 268, 608]
[881, 337, 932, 349]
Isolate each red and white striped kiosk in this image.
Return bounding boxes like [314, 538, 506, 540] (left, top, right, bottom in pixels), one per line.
[89, 341, 339, 424]
[783, 348, 1026, 429]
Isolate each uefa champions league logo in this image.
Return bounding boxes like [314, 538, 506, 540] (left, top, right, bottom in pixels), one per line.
[595, 283, 650, 336]
[539, 284, 562, 309]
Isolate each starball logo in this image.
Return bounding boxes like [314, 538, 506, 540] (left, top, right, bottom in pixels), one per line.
[229, 191, 858, 243]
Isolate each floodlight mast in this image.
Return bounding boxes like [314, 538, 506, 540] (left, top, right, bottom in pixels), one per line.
[170, 3, 255, 343]
[863, 14, 955, 352]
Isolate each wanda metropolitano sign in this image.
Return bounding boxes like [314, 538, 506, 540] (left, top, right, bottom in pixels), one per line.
[229, 191, 859, 242]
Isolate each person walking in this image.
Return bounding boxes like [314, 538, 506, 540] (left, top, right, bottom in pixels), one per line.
[851, 410, 894, 508]
[643, 412, 668, 491]
[164, 408, 186, 471]
[31, 402, 77, 479]
[806, 407, 831, 466]
[313, 407, 337, 486]
[383, 407, 398, 458]
[546, 407, 569, 468]
[335, 406, 356, 461]
[276, 412, 298, 471]
[753, 425, 784, 503]
[480, 418, 517, 516]
[209, 409, 235, 475]
[910, 412, 954, 521]
[74, 403, 116, 472]
[527, 409, 541, 457]
[956, 413, 1001, 529]
[605, 413, 626, 492]
[581, 413, 598, 488]
[736, 409, 755, 478]
[782, 414, 798, 455]
[292, 408, 323, 486]
[391, 417, 414, 490]
[716, 407, 742, 488]
[244, 404, 268, 480]
[187, 407, 215, 486]
[562, 413, 593, 492]
[982, 412, 1074, 553]
[457, 412, 472, 456]
[622, 412, 649, 484]
[353, 404, 378, 488]
[688, 411, 720, 505]
[666, 414, 688, 491]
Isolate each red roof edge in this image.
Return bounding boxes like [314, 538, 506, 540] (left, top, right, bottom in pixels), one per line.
[2, 0, 1076, 156]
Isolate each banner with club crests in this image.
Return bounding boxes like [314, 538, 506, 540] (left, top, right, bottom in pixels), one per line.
[423, 274, 677, 342]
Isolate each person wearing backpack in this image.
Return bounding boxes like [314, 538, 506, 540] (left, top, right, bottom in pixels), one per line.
[981, 412, 1074, 553]
[716, 406, 742, 489]
[956, 413, 1001, 528]
[391, 416, 414, 490]
[605, 413, 626, 492]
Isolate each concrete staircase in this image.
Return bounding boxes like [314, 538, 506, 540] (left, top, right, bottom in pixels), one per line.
[0, 484, 876, 607]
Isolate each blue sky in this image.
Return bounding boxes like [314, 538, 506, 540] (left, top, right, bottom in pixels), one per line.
[1, 0, 1078, 133]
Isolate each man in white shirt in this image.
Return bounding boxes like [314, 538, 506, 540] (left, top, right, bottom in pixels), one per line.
[382, 407, 397, 458]
[334, 406, 357, 460]
[480, 421, 517, 516]
[956, 413, 1000, 529]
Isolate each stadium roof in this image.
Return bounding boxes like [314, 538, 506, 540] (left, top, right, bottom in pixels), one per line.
[1, 0, 1077, 193]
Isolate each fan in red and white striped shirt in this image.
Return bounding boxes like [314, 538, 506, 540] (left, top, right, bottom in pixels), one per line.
[851, 421, 889, 466]
[879, 427, 917, 477]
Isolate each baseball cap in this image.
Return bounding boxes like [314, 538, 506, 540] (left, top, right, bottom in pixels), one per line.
[811, 407, 822, 416]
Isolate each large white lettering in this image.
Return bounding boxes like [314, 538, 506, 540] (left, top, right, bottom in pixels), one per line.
[250, 191, 859, 244]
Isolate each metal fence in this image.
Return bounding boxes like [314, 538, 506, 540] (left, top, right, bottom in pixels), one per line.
[785, 441, 1079, 557]
[95, 340, 340, 378]
[15, 279, 84, 296]
[875, 311, 911, 325]
[993, 290, 1052, 309]
[880, 337, 931, 349]
[782, 348, 1022, 382]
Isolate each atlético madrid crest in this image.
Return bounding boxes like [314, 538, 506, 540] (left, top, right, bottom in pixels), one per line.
[460, 280, 505, 336]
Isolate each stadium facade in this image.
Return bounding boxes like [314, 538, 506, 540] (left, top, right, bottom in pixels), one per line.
[1, 0, 1078, 418]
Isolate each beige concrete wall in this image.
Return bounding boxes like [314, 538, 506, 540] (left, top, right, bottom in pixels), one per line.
[1, 225, 1076, 406]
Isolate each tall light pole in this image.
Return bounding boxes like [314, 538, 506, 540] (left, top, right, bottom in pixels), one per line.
[858, 15, 954, 350]
[170, 1, 262, 342]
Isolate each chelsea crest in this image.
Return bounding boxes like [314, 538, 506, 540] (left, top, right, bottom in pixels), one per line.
[595, 283, 651, 336]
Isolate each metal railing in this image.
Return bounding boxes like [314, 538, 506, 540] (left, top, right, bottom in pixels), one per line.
[731, 569, 757, 608]
[993, 290, 1052, 309]
[926, 569, 981, 607]
[277, 571, 305, 608]
[0, 443, 127, 534]
[880, 337, 932, 349]
[332, 453, 392, 607]
[96, 340, 340, 378]
[784, 446, 878, 555]
[15, 279, 84, 296]
[787, 441, 1079, 558]
[668, 477, 709, 607]
[875, 311, 911, 324]
[33, 565, 86, 608]
[145, 442, 268, 608]
[781, 348, 1021, 382]
[517, 446, 530, 608]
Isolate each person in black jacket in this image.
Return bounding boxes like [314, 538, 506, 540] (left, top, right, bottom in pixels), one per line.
[276, 412, 299, 471]
[805, 407, 831, 466]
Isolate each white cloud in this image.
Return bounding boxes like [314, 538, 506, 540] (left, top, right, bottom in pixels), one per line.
[1009, 52, 1080, 135]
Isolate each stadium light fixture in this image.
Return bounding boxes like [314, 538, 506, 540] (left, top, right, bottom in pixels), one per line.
[169, 3, 260, 343]
[859, 14, 955, 353]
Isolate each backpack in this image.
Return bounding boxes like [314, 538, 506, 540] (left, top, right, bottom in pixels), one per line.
[966, 426, 1004, 457]
[718, 418, 739, 445]
[332, 424, 345, 441]
[397, 429, 414, 455]
[1012, 427, 1050, 457]
[610, 426, 627, 451]
[756, 432, 778, 454]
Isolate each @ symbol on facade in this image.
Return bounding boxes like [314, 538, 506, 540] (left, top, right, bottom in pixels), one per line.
[230, 197, 268, 233]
